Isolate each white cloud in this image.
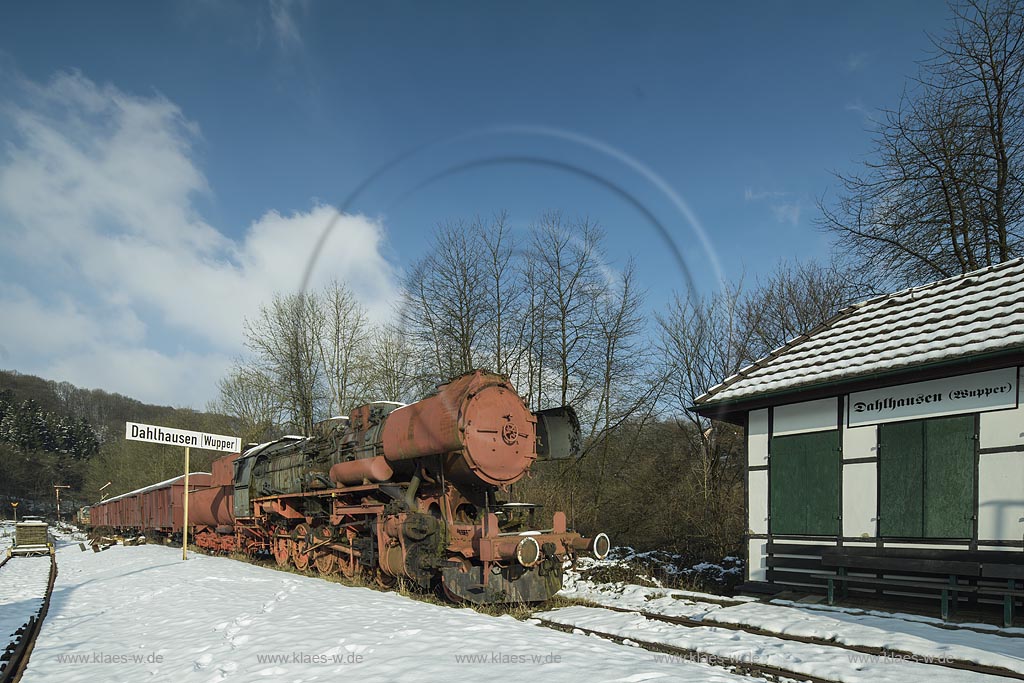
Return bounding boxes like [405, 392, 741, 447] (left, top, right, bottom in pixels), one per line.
[846, 52, 869, 72]
[771, 202, 801, 227]
[268, 0, 305, 51]
[845, 98, 876, 126]
[744, 188, 788, 202]
[0, 71, 399, 407]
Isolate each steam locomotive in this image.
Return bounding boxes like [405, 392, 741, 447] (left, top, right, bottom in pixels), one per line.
[89, 370, 609, 603]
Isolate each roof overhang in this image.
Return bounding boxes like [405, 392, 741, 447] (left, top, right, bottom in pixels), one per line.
[692, 347, 1024, 425]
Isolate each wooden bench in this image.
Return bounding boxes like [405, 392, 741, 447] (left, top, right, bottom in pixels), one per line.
[816, 552, 981, 621]
[978, 563, 1024, 627]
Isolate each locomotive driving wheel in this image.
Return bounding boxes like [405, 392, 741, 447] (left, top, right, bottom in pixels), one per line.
[314, 551, 337, 574]
[292, 523, 312, 572]
[272, 529, 292, 567]
[337, 533, 360, 579]
[312, 525, 337, 575]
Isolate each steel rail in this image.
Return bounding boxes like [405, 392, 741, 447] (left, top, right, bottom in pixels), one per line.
[536, 617, 839, 683]
[564, 603, 1024, 682]
[0, 552, 57, 683]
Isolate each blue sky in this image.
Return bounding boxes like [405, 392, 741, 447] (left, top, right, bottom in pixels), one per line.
[0, 1, 953, 407]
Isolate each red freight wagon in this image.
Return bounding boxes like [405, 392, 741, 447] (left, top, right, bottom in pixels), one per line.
[90, 473, 211, 534]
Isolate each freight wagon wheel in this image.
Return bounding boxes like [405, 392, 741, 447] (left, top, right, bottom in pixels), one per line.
[272, 531, 292, 567]
[292, 523, 312, 572]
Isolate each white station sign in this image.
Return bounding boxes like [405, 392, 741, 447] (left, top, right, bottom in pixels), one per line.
[847, 367, 1018, 427]
[125, 422, 241, 452]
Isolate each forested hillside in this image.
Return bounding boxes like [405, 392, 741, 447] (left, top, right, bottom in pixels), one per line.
[0, 370, 247, 516]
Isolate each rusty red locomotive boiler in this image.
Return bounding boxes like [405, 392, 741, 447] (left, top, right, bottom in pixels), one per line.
[94, 371, 610, 603]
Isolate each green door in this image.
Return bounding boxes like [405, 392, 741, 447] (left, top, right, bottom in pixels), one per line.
[924, 416, 974, 538]
[879, 421, 924, 537]
[770, 430, 840, 536]
[879, 415, 975, 538]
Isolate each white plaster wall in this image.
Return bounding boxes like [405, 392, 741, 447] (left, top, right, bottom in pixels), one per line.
[748, 409, 769, 467]
[748, 538, 767, 582]
[980, 367, 1024, 448]
[748, 469, 768, 535]
[843, 423, 877, 459]
[773, 398, 838, 436]
[842, 462, 877, 538]
[978, 451, 1024, 541]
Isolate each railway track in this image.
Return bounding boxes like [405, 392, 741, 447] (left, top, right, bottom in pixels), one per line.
[535, 603, 1024, 683]
[537, 617, 835, 683]
[615, 603, 1024, 680]
[0, 553, 57, 683]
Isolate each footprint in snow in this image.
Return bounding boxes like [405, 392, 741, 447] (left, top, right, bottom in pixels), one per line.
[203, 662, 238, 682]
[194, 653, 214, 670]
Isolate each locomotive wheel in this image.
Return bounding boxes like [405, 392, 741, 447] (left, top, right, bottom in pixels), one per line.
[339, 554, 359, 579]
[374, 569, 398, 589]
[311, 525, 336, 575]
[314, 550, 337, 575]
[242, 537, 260, 557]
[292, 523, 312, 572]
[333, 530, 360, 579]
[272, 532, 291, 567]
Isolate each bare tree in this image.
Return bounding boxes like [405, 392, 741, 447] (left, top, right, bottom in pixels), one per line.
[527, 213, 606, 408]
[656, 284, 752, 542]
[208, 366, 281, 443]
[361, 324, 424, 403]
[742, 259, 860, 358]
[243, 292, 326, 434]
[820, 0, 1024, 287]
[399, 220, 490, 382]
[319, 280, 372, 416]
[479, 212, 526, 379]
[588, 257, 652, 442]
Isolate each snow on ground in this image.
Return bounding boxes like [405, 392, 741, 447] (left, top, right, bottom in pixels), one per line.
[771, 598, 1024, 637]
[538, 605, 1015, 683]
[0, 521, 14, 555]
[561, 557, 1024, 675]
[0, 555, 51, 646]
[704, 602, 1024, 674]
[23, 543, 760, 683]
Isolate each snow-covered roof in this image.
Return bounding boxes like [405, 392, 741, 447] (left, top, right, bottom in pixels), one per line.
[696, 258, 1024, 408]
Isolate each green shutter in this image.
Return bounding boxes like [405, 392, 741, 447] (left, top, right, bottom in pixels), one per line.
[879, 415, 975, 539]
[923, 416, 974, 538]
[879, 421, 924, 537]
[770, 431, 840, 536]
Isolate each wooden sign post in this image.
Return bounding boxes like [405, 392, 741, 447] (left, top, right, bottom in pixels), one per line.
[124, 422, 240, 560]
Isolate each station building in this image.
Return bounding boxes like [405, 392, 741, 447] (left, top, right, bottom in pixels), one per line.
[694, 258, 1024, 595]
